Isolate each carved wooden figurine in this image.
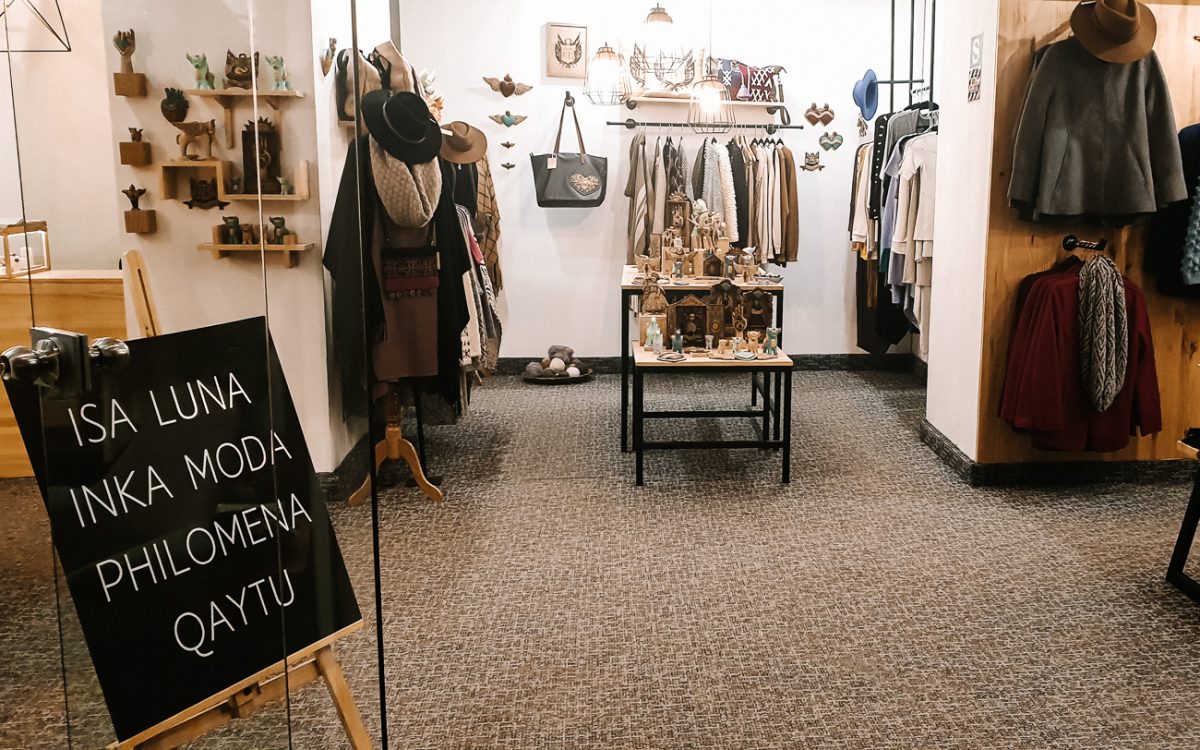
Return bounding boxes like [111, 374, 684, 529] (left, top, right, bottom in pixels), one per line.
[187, 53, 216, 90]
[265, 56, 291, 91]
[119, 127, 152, 166]
[225, 51, 258, 89]
[220, 216, 241, 245]
[268, 216, 291, 245]
[641, 272, 668, 314]
[112, 30, 147, 96]
[122, 185, 155, 234]
[174, 120, 216, 161]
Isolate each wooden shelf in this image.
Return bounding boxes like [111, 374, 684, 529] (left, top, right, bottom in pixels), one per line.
[158, 159, 310, 203]
[198, 242, 313, 269]
[158, 159, 224, 200]
[186, 89, 305, 148]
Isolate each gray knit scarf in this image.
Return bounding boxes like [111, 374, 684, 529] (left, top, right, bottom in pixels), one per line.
[1078, 255, 1128, 413]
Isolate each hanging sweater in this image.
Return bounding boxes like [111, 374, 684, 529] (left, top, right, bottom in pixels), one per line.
[716, 145, 739, 243]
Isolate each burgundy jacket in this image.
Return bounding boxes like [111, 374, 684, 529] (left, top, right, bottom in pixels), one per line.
[1000, 262, 1162, 452]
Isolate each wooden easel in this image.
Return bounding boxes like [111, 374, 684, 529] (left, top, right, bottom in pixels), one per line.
[108, 623, 371, 750]
[349, 392, 444, 504]
[122, 249, 161, 338]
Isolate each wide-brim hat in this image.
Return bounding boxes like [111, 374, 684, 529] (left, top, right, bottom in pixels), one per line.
[1071, 0, 1156, 64]
[440, 121, 487, 164]
[362, 89, 442, 165]
[853, 69, 879, 121]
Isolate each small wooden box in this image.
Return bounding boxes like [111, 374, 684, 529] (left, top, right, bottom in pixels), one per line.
[0, 221, 51, 277]
[125, 209, 157, 234]
[113, 72, 148, 97]
[119, 141, 152, 166]
[638, 313, 666, 348]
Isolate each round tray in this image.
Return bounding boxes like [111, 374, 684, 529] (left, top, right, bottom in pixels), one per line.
[523, 366, 594, 385]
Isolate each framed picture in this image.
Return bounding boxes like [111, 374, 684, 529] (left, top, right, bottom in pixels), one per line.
[546, 23, 587, 79]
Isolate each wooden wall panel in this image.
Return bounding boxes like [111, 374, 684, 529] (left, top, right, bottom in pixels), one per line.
[0, 272, 126, 477]
[978, 0, 1200, 464]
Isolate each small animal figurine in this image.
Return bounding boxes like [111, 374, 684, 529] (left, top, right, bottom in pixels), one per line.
[241, 223, 256, 245]
[185, 178, 229, 210]
[484, 74, 533, 97]
[113, 30, 137, 74]
[122, 184, 146, 211]
[672, 260, 684, 279]
[174, 120, 216, 161]
[489, 111, 527, 128]
[220, 216, 241, 245]
[186, 53, 215, 90]
[747, 331, 762, 354]
[763, 328, 780, 356]
[672, 330, 684, 354]
[161, 87, 189, 123]
[265, 55, 291, 91]
[645, 319, 662, 351]
[230, 176, 243, 194]
[279, 177, 293, 195]
[319, 38, 337, 77]
[705, 334, 714, 351]
[224, 50, 258, 89]
[128, 127, 143, 142]
[801, 152, 826, 172]
[268, 216, 290, 245]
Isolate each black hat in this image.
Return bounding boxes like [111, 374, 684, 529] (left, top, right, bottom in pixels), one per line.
[361, 89, 442, 165]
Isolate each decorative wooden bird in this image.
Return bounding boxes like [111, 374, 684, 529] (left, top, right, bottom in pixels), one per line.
[489, 111, 527, 128]
[501, 162, 516, 170]
[484, 74, 533, 97]
[501, 141, 515, 149]
[122, 184, 146, 211]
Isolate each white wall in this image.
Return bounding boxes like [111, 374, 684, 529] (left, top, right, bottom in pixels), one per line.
[399, 0, 903, 359]
[0, 0, 122, 269]
[924, 0, 1000, 461]
[93, 0, 342, 471]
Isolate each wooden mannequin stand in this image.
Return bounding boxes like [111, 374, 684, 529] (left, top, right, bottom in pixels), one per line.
[107, 624, 371, 750]
[349, 392, 444, 505]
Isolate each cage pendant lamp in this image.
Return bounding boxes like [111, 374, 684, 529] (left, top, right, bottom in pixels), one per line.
[688, 61, 735, 134]
[636, 3, 689, 89]
[584, 42, 631, 106]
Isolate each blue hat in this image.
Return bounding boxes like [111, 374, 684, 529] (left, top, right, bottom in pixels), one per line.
[852, 69, 879, 121]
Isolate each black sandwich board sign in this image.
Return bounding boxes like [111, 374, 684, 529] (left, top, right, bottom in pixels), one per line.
[6, 318, 361, 742]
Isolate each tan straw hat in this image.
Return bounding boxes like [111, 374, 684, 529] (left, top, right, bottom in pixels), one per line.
[1070, 0, 1157, 64]
[439, 121, 488, 165]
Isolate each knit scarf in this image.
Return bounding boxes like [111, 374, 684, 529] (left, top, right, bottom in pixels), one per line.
[370, 137, 442, 228]
[1078, 255, 1128, 413]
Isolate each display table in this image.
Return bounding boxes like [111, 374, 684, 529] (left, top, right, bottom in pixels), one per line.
[619, 265, 785, 452]
[1168, 440, 1200, 604]
[631, 345, 793, 486]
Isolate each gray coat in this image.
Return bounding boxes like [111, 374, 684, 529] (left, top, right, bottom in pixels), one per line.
[1009, 38, 1187, 223]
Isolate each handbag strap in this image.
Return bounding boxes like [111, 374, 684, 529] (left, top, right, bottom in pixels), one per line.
[553, 92, 587, 162]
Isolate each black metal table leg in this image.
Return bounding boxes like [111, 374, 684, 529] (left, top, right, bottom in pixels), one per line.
[751, 372, 758, 406]
[782, 368, 792, 484]
[634, 367, 645, 486]
[621, 290, 631, 453]
[1167, 468, 1200, 603]
[773, 367, 783, 442]
[761, 370, 771, 444]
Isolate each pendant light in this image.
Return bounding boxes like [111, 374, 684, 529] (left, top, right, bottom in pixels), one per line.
[0, 0, 70, 52]
[634, 3, 689, 91]
[687, 1, 734, 134]
[584, 42, 631, 106]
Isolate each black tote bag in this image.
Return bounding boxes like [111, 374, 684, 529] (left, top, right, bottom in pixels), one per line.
[531, 93, 607, 208]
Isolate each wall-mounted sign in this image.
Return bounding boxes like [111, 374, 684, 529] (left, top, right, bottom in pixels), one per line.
[7, 318, 360, 742]
[968, 33, 984, 103]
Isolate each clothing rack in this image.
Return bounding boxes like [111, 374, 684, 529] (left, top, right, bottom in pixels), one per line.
[607, 118, 804, 135]
[1062, 235, 1109, 253]
[885, 0, 937, 111]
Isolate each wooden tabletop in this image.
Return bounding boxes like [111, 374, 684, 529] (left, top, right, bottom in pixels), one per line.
[620, 265, 785, 292]
[632, 343, 793, 368]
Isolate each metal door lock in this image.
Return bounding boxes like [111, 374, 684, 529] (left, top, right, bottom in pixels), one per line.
[0, 338, 61, 387]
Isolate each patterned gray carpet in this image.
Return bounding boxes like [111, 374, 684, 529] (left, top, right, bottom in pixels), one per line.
[3, 371, 1200, 749]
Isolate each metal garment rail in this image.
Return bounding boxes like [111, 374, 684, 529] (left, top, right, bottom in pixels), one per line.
[607, 119, 805, 135]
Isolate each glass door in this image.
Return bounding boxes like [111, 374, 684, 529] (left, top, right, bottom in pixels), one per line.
[0, 1, 382, 747]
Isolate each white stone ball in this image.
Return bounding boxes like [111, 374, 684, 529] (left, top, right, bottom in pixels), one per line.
[567, 366, 581, 378]
[549, 357, 567, 372]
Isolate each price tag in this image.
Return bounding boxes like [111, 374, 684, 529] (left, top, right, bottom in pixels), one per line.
[547, 155, 558, 170]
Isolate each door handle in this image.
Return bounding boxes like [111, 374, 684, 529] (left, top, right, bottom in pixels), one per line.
[1, 329, 129, 395]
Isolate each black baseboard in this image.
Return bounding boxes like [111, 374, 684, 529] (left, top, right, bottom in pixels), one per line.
[918, 418, 1195, 487]
[494, 352, 922, 376]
